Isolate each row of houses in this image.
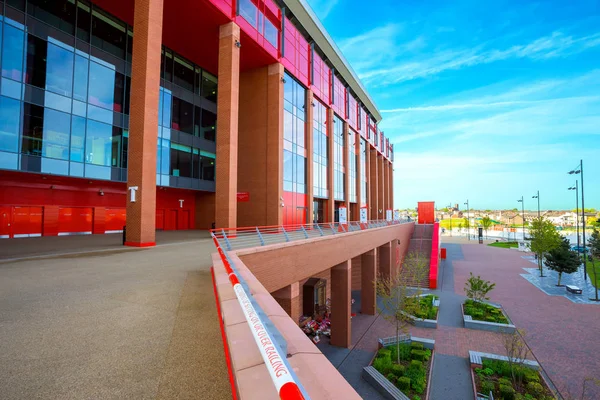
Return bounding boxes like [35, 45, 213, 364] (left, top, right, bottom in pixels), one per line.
[436, 209, 597, 227]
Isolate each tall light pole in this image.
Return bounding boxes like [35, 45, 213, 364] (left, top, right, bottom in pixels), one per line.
[517, 196, 524, 241]
[532, 191, 540, 219]
[568, 182, 580, 255]
[464, 200, 470, 240]
[569, 160, 586, 281]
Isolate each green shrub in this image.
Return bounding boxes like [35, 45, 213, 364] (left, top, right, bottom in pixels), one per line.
[498, 377, 512, 387]
[480, 379, 495, 394]
[373, 356, 393, 375]
[526, 382, 544, 397]
[377, 348, 392, 360]
[411, 350, 426, 361]
[386, 373, 396, 383]
[523, 394, 534, 400]
[409, 360, 424, 371]
[412, 379, 425, 394]
[412, 396, 421, 400]
[472, 309, 484, 318]
[524, 370, 540, 383]
[423, 349, 432, 361]
[499, 384, 516, 400]
[485, 315, 497, 322]
[396, 376, 410, 390]
[391, 364, 405, 378]
[483, 367, 494, 376]
[411, 342, 424, 350]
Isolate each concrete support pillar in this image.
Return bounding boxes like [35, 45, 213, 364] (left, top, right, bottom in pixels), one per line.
[361, 248, 377, 315]
[379, 241, 392, 281]
[326, 108, 335, 222]
[125, 0, 164, 247]
[306, 90, 315, 224]
[272, 282, 300, 324]
[391, 239, 400, 277]
[377, 155, 385, 221]
[369, 146, 378, 220]
[215, 23, 241, 229]
[330, 260, 351, 348]
[343, 122, 350, 218]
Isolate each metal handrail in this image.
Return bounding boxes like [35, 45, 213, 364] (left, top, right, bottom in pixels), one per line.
[210, 219, 410, 252]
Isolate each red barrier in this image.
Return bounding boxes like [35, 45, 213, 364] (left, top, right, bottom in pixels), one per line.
[429, 222, 440, 289]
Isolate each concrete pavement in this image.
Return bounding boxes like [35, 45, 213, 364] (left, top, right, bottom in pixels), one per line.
[0, 231, 231, 400]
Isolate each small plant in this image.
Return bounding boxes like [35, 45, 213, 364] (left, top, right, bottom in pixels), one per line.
[391, 364, 405, 377]
[411, 350, 426, 361]
[397, 376, 411, 390]
[410, 342, 424, 350]
[526, 381, 544, 397]
[481, 379, 495, 394]
[483, 367, 494, 376]
[464, 272, 496, 301]
[499, 383, 516, 400]
[409, 360, 423, 371]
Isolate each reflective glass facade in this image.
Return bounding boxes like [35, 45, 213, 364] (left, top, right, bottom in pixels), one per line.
[283, 72, 306, 194]
[0, 1, 216, 191]
[348, 129, 357, 204]
[360, 138, 367, 206]
[312, 99, 327, 199]
[333, 114, 344, 201]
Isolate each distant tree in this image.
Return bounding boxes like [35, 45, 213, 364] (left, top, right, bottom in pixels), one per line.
[376, 252, 428, 363]
[458, 222, 463, 233]
[440, 207, 449, 212]
[512, 208, 519, 212]
[481, 216, 493, 239]
[464, 272, 496, 302]
[588, 217, 598, 227]
[485, 209, 492, 213]
[529, 217, 562, 277]
[588, 229, 600, 301]
[545, 237, 581, 286]
[463, 217, 471, 236]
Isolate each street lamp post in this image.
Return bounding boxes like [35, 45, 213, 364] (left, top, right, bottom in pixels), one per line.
[464, 200, 470, 240]
[568, 182, 580, 255]
[532, 191, 540, 219]
[569, 160, 586, 281]
[517, 196, 524, 241]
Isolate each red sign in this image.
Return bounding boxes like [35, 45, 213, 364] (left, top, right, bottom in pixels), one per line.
[237, 192, 250, 202]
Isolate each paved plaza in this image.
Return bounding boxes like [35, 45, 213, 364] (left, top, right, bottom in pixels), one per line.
[0, 231, 231, 400]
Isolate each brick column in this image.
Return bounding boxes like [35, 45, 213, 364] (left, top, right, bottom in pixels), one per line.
[125, 0, 164, 247]
[379, 241, 392, 281]
[330, 260, 351, 348]
[389, 161, 394, 212]
[306, 90, 314, 224]
[215, 22, 241, 229]
[369, 146, 378, 220]
[266, 63, 284, 226]
[364, 140, 370, 209]
[355, 131, 362, 216]
[343, 122, 350, 218]
[377, 155, 385, 221]
[326, 108, 335, 222]
[361, 248, 377, 315]
[383, 160, 389, 217]
[272, 282, 300, 324]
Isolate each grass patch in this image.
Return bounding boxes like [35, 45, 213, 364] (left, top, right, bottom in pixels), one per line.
[488, 241, 519, 249]
[406, 294, 439, 320]
[464, 299, 509, 324]
[475, 359, 555, 400]
[586, 259, 600, 288]
[372, 342, 431, 398]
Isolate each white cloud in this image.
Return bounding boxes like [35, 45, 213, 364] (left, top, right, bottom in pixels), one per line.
[305, 0, 340, 21]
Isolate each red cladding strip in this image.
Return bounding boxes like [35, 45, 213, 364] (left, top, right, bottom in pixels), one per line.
[279, 382, 304, 400]
[124, 241, 156, 247]
[211, 267, 238, 400]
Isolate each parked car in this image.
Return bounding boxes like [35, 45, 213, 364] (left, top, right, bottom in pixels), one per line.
[571, 245, 590, 252]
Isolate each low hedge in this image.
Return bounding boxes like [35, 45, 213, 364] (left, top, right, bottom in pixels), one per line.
[373, 343, 430, 397]
[464, 299, 509, 324]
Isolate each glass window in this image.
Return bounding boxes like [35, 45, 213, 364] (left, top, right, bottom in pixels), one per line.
[0, 96, 21, 153]
[170, 143, 192, 178]
[200, 153, 215, 181]
[264, 18, 278, 48]
[71, 115, 85, 162]
[283, 73, 306, 195]
[76, 1, 91, 41]
[239, 0, 258, 27]
[73, 55, 89, 102]
[46, 42, 74, 97]
[25, 34, 47, 89]
[91, 9, 126, 59]
[2, 25, 25, 82]
[160, 87, 172, 128]
[85, 119, 119, 166]
[201, 71, 217, 102]
[201, 109, 216, 141]
[27, 0, 76, 35]
[41, 108, 70, 160]
[173, 55, 194, 92]
[126, 29, 133, 63]
[88, 61, 115, 110]
[21, 102, 44, 156]
[164, 50, 173, 82]
[113, 71, 125, 113]
[171, 97, 193, 134]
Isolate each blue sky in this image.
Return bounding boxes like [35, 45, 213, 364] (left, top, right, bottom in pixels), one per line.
[306, 0, 600, 211]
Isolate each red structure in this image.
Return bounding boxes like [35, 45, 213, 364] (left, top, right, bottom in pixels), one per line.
[429, 222, 440, 289]
[417, 201, 436, 224]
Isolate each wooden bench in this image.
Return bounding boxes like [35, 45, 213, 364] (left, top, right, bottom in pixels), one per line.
[566, 285, 582, 294]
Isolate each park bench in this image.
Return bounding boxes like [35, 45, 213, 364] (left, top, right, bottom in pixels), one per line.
[566, 285, 582, 294]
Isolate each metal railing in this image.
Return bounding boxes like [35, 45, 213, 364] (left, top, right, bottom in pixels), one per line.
[211, 218, 412, 252]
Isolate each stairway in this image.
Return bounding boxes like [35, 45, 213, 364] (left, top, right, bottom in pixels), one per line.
[403, 224, 433, 288]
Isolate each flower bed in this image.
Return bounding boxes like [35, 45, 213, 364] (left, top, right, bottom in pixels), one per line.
[474, 358, 555, 400]
[372, 341, 432, 399]
[464, 299, 508, 324]
[408, 294, 439, 320]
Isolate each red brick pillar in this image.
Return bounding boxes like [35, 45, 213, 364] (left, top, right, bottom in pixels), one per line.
[266, 64, 284, 226]
[361, 248, 377, 315]
[125, 0, 164, 247]
[389, 161, 394, 212]
[355, 131, 362, 218]
[272, 282, 300, 324]
[326, 108, 335, 222]
[306, 90, 314, 224]
[215, 22, 241, 229]
[377, 155, 385, 221]
[330, 260, 351, 348]
[369, 147, 378, 220]
[343, 122, 350, 219]
[379, 241, 392, 281]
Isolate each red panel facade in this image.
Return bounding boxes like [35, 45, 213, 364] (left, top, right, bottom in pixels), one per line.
[347, 94, 357, 130]
[282, 17, 310, 87]
[417, 201, 436, 225]
[311, 52, 331, 104]
[331, 75, 346, 117]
